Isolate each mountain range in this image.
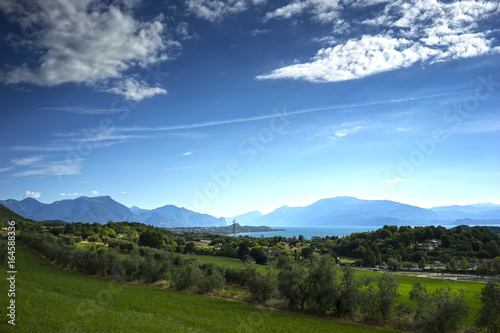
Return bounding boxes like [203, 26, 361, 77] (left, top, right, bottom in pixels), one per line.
[0, 196, 226, 227]
[1, 195, 499, 228]
[227, 197, 500, 227]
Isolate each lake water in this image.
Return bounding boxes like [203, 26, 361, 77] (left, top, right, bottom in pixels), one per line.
[236, 226, 382, 240]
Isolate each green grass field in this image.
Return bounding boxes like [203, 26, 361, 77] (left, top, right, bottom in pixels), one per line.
[0, 245, 395, 333]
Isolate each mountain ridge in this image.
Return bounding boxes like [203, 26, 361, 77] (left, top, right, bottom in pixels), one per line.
[1, 195, 498, 228]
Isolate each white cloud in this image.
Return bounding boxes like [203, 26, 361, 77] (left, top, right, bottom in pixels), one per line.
[24, 190, 41, 199]
[330, 125, 362, 140]
[106, 78, 167, 101]
[250, 28, 272, 36]
[60, 192, 83, 197]
[257, 35, 438, 82]
[381, 178, 409, 187]
[11, 154, 46, 166]
[396, 127, 410, 132]
[183, 151, 193, 156]
[186, 0, 265, 21]
[258, 0, 500, 82]
[0, 0, 170, 101]
[92, 190, 100, 195]
[120, 191, 127, 194]
[0, 167, 13, 173]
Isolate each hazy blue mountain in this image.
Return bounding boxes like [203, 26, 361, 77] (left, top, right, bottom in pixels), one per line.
[225, 210, 264, 225]
[0, 196, 134, 223]
[129, 206, 150, 215]
[0, 196, 227, 227]
[245, 196, 443, 227]
[138, 205, 226, 228]
[430, 204, 500, 220]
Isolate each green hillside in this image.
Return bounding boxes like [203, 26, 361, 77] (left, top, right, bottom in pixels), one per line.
[0, 244, 394, 333]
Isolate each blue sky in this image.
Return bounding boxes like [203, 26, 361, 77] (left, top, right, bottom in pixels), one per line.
[0, 0, 499, 217]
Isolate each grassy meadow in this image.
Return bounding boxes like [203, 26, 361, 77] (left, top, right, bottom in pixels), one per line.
[0, 245, 395, 333]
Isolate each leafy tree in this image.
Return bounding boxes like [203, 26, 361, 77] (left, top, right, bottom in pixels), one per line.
[418, 257, 426, 270]
[184, 241, 196, 254]
[245, 266, 277, 303]
[459, 257, 470, 271]
[387, 257, 400, 270]
[494, 257, 500, 274]
[300, 246, 314, 259]
[138, 230, 165, 249]
[308, 256, 338, 314]
[336, 266, 360, 316]
[87, 235, 101, 244]
[237, 242, 249, 259]
[364, 249, 376, 267]
[445, 258, 457, 273]
[476, 279, 500, 332]
[278, 264, 310, 309]
[249, 247, 268, 265]
[362, 274, 399, 321]
[486, 240, 499, 258]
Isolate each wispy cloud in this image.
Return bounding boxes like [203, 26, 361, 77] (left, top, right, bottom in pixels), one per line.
[92, 190, 100, 195]
[24, 190, 41, 199]
[183, 151, 193, 156]
[11, 154, 46, 166]
[13, 159, 83, 178]
[40, 106, 130, 115]
[165, 166, 196, 171]
[0, 166, 13, 173]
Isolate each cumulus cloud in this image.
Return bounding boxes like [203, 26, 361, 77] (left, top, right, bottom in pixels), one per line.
[186, 0, 265, 21]
[0, 0, 170, 101]
[92, 190, 100, 195]
[24, 190, 41, 199]
[105, 78, 167, 101]
[264, 0, 342, 23]
[258, 0, 500, 82]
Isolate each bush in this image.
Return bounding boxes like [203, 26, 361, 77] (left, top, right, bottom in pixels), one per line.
[410, 283, 469, 333]
[245, 266, 277, 303]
